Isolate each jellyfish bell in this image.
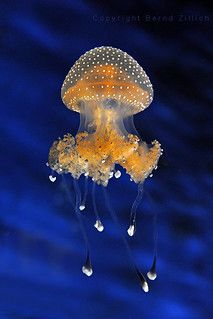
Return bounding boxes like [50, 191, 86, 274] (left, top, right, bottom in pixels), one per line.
[61, 46, 153, 115]
[48, 46, 162, 290]
[49, 46, 161, 186]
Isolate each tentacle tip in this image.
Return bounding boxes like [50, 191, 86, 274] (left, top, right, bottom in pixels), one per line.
[94, 220, 104, 232]
[49, 175, 56, 182]
[114, 170, 121, 179]
[141, 281, 149, 292]
[127, 224, 135, 237]
[79, 205, 85, 211]
[147, 271, 157, 280]
[82, 265, 93, 277]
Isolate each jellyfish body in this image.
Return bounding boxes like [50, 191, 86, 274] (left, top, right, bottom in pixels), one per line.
[49, 47, 162, 185]
[48, 47, 162, 291]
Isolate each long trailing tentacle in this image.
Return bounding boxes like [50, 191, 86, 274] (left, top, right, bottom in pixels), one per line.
[102, 186, 149, 292]
[73, 178, 93, 276]
[127, 182, 144, 237]
[145, 191, 158, 280]
[92, 181, 104, 232]
[62, 175, 93, 277]
[79, 176, 89, 211]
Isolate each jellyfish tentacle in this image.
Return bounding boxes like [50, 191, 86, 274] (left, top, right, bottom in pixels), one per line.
[72, 179, 93, 276]
[82, 250, 93, 277]
[102, 186, 149, 292]
[147, 253, 157, 281]
[61, 175, 75, 208]
[92, 182, 104, 232]
[73, 178, 82, 210]
[62, 176, 93, 276]
[79, 176, 89, 211]
[127, 182, 143, 237]
[145, 192, 158, 280]
[49, 170, 56, 183]
[135, 266, 149, 292]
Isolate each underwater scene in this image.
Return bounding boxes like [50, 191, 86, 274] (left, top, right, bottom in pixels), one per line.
[0, 1, 212, 318]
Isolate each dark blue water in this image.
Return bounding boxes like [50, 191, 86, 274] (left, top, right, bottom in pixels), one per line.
[0, 1, 212, 318]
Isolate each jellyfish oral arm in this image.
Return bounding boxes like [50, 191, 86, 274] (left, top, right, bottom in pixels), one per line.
[48, 102, 161, 186]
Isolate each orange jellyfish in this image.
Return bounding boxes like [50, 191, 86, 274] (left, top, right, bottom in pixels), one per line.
[48, 47, 162, 292]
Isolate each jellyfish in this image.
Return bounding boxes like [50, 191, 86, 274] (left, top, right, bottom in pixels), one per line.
[48, 47, 162, 292]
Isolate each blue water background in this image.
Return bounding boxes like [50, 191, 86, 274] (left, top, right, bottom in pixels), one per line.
[0, 1, 212, 318]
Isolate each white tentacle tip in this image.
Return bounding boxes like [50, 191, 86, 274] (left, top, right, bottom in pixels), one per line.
[147, 271, 157, 280]
[49, 175, 56, 182]
[94, 220, 104, 232]
[142, 281, 149, 292]
[82, 266, 93, 277]
[114, 170, 121, 178]
[127, 224, 135, 237]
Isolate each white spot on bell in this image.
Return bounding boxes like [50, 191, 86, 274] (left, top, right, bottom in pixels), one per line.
[79, 205, 85, 211]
